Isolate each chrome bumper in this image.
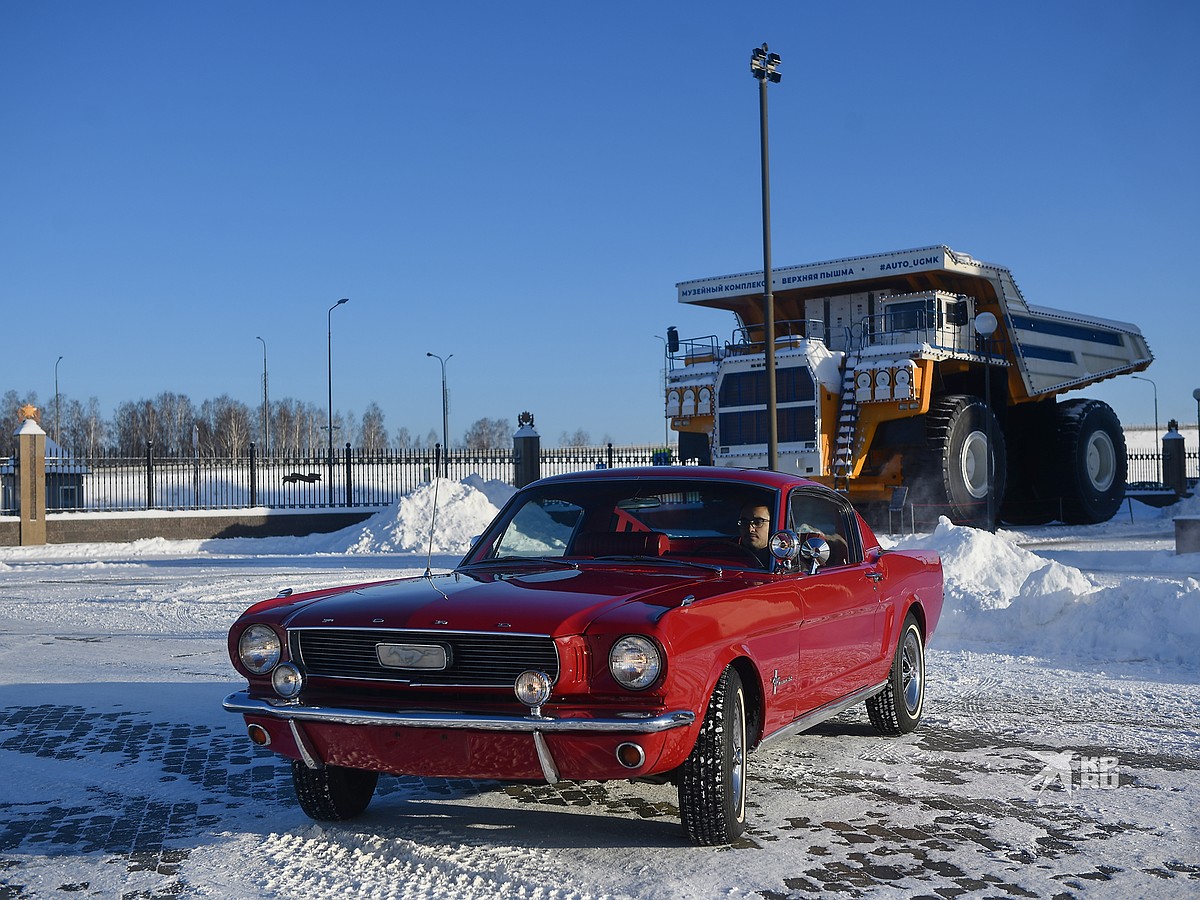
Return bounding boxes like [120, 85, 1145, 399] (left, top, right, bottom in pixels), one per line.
[223, 691, 696, 734]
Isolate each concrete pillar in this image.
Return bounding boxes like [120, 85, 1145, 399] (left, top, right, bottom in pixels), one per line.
[513, 411, 541, 488]
[16, 418, 47, 546]
[1162, 420, 1186, 497]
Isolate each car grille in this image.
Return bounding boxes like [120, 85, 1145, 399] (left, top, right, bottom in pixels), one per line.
[291, 628, 559, 687]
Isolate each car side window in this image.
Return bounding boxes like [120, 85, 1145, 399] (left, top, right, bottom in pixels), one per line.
[788, 492, 856, 567]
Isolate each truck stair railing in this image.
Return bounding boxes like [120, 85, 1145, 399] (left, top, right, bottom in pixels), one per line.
[729, 319, 839, 354]
[858, 310, 1010, 360]
[666, 335, 723, 371]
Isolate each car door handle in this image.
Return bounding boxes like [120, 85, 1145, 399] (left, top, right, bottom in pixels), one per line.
[865, 571, 884, 583]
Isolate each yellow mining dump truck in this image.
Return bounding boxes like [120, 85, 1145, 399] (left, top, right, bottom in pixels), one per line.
[665, 246, 1152, 526]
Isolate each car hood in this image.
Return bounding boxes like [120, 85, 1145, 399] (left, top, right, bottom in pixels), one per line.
[277, 564, 711, 635]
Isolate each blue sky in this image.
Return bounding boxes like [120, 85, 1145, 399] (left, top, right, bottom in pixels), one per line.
[3, 1, 1197, 446]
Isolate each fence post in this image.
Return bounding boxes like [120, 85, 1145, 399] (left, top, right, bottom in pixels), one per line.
[607, 442, 614, 470]
[434, 443, 442, 481]
[146, 441, 155, 510]
[345, 442, 353, 506]
[16, 417, 47, 546]
[513, 412, 540, 487]
[249, 442, 257, 507]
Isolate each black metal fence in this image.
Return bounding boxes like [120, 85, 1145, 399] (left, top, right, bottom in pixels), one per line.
[1, 443, 668, 514]
[2, 444, 1196, 517]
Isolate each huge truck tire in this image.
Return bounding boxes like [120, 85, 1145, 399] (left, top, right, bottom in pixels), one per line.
[1001, 400, 1058, 525]
[1055, 399, 1126, 524]
[678, 431, 712, 466]
[922, 395, 1007, 528]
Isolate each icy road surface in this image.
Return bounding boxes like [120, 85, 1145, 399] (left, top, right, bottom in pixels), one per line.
[1, 527, 1198, 898]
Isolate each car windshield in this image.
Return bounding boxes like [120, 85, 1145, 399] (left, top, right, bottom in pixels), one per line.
[463, 478, 777, 568]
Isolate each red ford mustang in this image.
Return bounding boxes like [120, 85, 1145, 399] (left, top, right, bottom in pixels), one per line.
[225, 467, 943, 845]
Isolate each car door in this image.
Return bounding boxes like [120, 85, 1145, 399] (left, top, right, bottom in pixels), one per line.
[787, 489, 885, 714]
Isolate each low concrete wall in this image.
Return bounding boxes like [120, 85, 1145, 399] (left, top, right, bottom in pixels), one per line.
[0, 508, 380, 546]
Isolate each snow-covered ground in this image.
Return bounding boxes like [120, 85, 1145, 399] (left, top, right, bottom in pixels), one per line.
[1, 478, 1198, 898]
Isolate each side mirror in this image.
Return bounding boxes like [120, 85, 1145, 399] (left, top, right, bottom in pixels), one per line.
[768, 530, 801, 572]
[798, 535, 831, 575]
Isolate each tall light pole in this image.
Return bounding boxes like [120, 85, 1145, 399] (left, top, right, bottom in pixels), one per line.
[327, 298, 349, 504]
[54, 355, 64, 446]
[975, 312, 998, 531]
[1131, 375, 1159, 482]
[427, 352, 452, 476]
[751, 43, 781, 471]
[654, 334, 670, 446]
[1193, 388, 1200, 455]
[256, 336, 269, 454]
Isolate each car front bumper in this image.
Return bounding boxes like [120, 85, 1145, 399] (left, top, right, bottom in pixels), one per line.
[223, 691, 696, 784]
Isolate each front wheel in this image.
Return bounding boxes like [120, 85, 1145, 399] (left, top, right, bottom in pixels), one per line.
[867, 614, 925, 735]
[292, 761, 379, 821]
[679, 667, 748, 845]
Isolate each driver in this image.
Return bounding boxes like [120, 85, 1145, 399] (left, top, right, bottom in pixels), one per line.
[737, 504, 773, 568]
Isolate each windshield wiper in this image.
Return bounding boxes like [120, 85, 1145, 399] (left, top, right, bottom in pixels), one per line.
[460, 555, 580, 570]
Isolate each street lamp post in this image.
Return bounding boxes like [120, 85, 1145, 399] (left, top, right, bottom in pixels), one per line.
[256, 336, 269, 454]
[1193, 388, 1200, 463]
[654, 334, 670, 447]
[751, 43, 782, 471]
[1131, 375, 1159, 482]
[54, 355, 64, 445]
[974, 312, 998, 531]
[427, 352, 452, 477]
[327, 298, 349, 504]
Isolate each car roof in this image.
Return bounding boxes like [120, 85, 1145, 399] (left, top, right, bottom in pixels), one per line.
[530, 466, 828, 493]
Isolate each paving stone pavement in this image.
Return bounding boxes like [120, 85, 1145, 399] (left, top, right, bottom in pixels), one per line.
[1, 699, 1197, 898]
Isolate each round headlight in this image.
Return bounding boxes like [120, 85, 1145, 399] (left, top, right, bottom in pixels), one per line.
[609, 635, 662, 691]
[514, 670, 553, 709]
[238, 624, 281, 675]
[271, 662, 304, 699]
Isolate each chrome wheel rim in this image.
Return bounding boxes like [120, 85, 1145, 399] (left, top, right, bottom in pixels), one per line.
[900, 627, 924, 715]
[730, 688, 746, 820]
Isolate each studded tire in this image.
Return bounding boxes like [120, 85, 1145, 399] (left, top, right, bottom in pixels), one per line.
[292, 761, 379, 821]
[678, 667, 748, 846]
[867, 613, 926, 735]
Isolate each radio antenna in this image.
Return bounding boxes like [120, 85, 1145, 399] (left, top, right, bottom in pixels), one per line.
[423, 475, 442, 579]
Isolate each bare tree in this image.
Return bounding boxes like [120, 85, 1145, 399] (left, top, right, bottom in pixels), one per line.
[463, 417, 511, 450]
[200, 395, 252, 455]
[358, 402, 389, 453]
[558, 428, 592, 447]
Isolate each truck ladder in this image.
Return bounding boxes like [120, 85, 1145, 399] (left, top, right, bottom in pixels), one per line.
[831, 357, 861, 493]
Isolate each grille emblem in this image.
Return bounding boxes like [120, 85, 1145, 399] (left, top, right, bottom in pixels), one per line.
[376, 643, 450, 670]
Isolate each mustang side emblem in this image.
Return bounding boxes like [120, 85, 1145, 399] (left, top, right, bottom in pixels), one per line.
[376, 643, 450, 670]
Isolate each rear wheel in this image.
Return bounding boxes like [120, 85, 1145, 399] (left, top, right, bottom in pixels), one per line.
[1055, 399, 1126, 524]
[867, 613, 925, 735]
[679, 667, 748, 846]
[292, 761, 378, 821]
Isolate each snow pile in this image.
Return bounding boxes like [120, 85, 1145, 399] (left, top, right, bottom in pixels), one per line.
[334, 477, 514, 555]
[895, 517, 1200, 668]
